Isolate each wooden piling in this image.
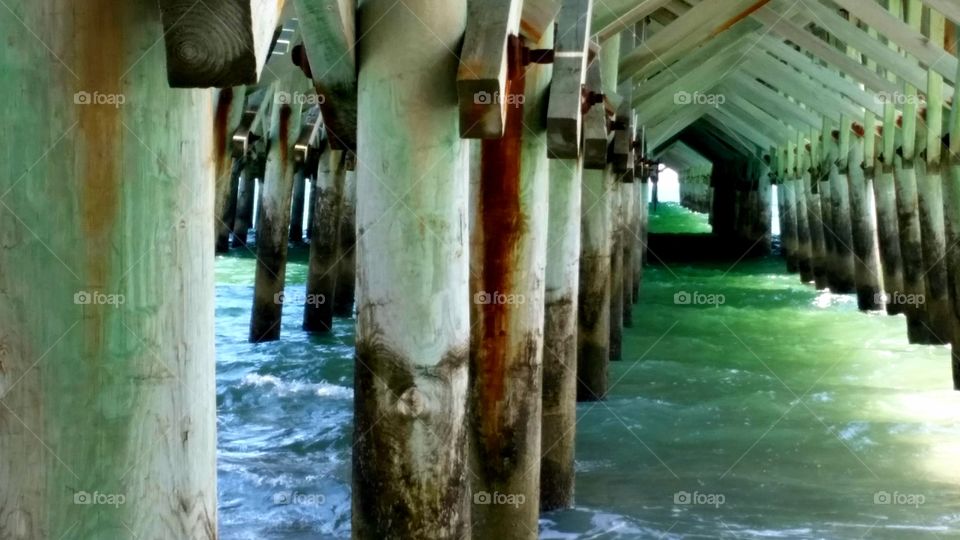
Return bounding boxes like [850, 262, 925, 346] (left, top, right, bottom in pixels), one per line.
[233, 153, 263, 248]
[289, 162, 308, 243]
[609, 181, 624, 361]
[792, 138, 814, 283]
[333, 168, 357, 317]
[468, 27, 552, 539]
[541, 157, 582, 511]
[876, 98, 906, 314]
[217, 158, 243, 252]
[303, 149, 344, 333]
[0, 2, 216, 537]
[352, 1, 471, 537]
[579, 164, 613, 401]
[829, 115, 857, 293]
[848, 126, 883, 310]
[805, 134, 829, 289]
[622, 178, 636, 326]
[894, 79, 936, 343]
[915, 10, 951, 342]
[249, 82, 305, 343]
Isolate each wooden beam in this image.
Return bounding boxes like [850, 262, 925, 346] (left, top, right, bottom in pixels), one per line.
[594, 0, 673, 41]
[726, 73, 822, 128]
[801, 0, 934, 94]
[547, 0, 594, 158]
[757, 36, 884, 116]
[293, 0, 358, 150]
[742, 51, 865, 119]
[618, 0, 773, 82]
[158, 0, 285, 87]
[583, 56, 610, 168]
[634, 43, 747, 127]
[829, 0, 958, 83]
[457, 0, 524, 138]
[923, 0, 960, 26]
[521, 0, 561, 42]
[750, 5, 897, 95]
[631, 20, 754, 105]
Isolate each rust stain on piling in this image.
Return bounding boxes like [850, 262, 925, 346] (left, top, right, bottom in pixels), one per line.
[710, 0, 771, 36]
[476, 36, 526, 438]
[278, 104, 293, 170]
[214, 88, 235, 173]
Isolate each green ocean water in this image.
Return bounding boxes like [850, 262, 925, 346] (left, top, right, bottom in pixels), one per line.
[216, 205, 960, 539]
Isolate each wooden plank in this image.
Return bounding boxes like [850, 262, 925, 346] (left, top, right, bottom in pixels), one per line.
[293, 0, 358, 149]
[547, 0, 594, 158]
[457, 0, 524, 138]
[158, 0, 285, 87]
[521, 0, 561, 42]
